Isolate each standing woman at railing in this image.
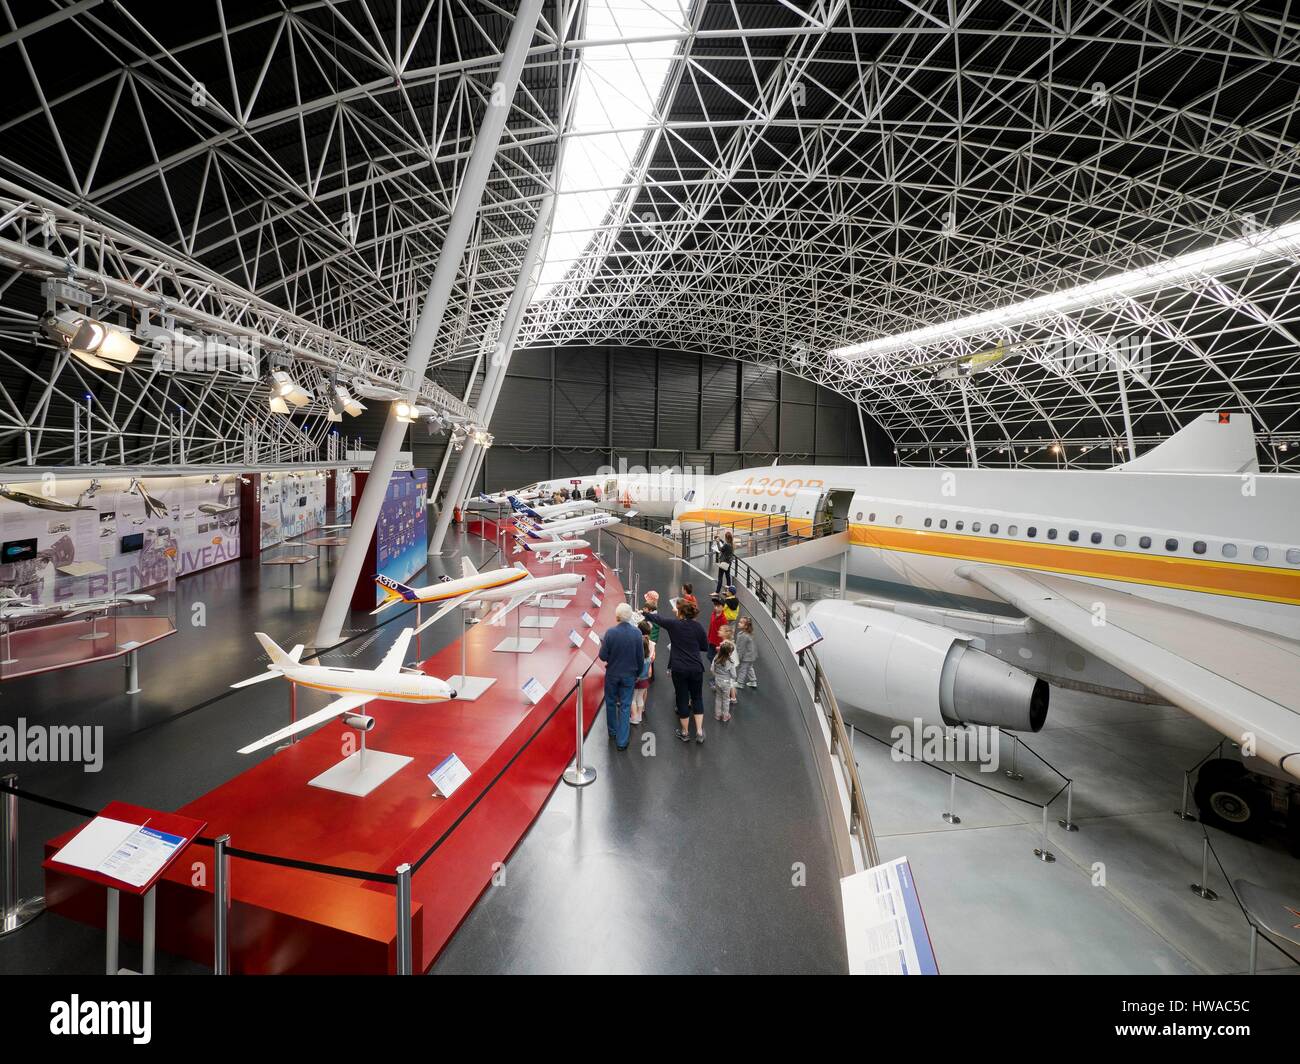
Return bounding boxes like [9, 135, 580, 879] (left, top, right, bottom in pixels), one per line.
[642, 597, 711, 744]
[713, 530, 735, 593]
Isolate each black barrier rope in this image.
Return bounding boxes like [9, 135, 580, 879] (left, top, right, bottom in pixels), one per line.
[1202, 826, 1300, 968]
[853, 726, 1071, 809]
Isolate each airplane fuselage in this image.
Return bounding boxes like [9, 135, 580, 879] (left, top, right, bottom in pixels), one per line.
[675, 464, 1300, 640]
[278, 663, 452, 702]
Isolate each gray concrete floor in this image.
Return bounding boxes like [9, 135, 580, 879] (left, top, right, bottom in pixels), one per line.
[431, 536, 848, 973]
[848, 688, 1300, 974]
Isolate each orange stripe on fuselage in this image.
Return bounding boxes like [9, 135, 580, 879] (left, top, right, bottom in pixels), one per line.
[410, 570, 527, 605]
[675, 507, 1300, 605]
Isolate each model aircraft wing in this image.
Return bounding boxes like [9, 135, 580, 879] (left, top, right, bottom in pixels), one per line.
[959, 565, 1300, 778]
[377, 628, 417, 674]
[237, 692, 374, 754]
[487, 593, 531, 625]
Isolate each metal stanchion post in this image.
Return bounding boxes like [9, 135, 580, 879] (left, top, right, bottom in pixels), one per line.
[1, 774, 44, 935]
[395, 863, 413, 974]
[1005, 734, 1024, 781]
[124, 649, 140, 695]
[1057, 780, 1079, 831]
[142, 889, 156, 975]
[563, 683, 596, 787]
[1175, 772, 1196, 820]
[941, 772, 961, 824]
[1033, 805, 1056, 862]
[1190, 835, 1218, 899]
[106, 889, 120, 974]
[213, 833, 230, 973]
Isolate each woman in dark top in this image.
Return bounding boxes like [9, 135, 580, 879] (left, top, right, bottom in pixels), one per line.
[642, 598, 711, 744]
[714, 531, 734, 593]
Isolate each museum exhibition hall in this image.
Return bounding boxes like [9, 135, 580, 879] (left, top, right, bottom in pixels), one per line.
[0, 0, 1296, 1020]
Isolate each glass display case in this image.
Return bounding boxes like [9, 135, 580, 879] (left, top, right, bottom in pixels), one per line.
[0, 549, 177, 682]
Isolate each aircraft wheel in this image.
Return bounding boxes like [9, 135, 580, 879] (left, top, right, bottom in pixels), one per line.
[1193, 759, 1268, 840]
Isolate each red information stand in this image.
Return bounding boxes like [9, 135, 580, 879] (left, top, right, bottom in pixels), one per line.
[44, 801, 206, 974]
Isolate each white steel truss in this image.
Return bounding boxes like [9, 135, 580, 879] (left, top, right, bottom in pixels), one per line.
[0, 1, 1298, 470]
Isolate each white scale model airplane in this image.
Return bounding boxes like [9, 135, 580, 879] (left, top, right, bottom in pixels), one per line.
[670, 413, 1300, 782]
[0, 587, 154, 621]
[508, 495, 598, 520]
[231, 629, 456, 754]
[513, 511, 620, 541]
[513, 537, 591, 559]
[374, 559, 586, 628]
[371, 557, 530, 620]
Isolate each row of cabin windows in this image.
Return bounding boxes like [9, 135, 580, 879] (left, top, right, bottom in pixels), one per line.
[851, 510, 1299, 565]
[725, 499, 789, 514]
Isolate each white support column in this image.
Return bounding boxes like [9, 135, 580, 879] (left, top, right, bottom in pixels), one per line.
[430, 187, 557, 554]
[313, 0, 546, 646]
[855, 399, 871, 466]
[960, 379, 979, 469]
[1114, 352, 1137, 459]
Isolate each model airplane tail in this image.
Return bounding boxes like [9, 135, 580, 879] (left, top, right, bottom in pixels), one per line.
[254, 632, 303, 667]
[371, 575, 419, 614]
[461, 557, 479, 579]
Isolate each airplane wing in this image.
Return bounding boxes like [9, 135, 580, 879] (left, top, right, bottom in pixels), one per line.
[237, 692, 374, 754]
[959, 565, 1300, 778]
[377, 628, 417, 674]
[486, 593, 532, 625]
[230, 668, 283, 689]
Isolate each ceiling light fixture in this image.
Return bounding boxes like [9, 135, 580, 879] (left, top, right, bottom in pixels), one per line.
[40, 309, 140, 372]
[268, 370, 310, 411]
[832, 217, 1300, 361]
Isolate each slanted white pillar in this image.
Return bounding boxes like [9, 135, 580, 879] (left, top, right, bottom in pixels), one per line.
[313, 0, 545, 646]
[430, 187, 557, 553]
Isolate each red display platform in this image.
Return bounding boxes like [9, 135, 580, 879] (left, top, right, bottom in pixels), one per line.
[44, 538, 623, 973]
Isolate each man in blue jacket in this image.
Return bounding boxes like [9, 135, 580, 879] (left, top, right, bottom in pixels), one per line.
[599, 602, 644, 751]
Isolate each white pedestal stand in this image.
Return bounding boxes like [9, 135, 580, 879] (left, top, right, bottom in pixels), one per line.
[445, 605, 496, 700]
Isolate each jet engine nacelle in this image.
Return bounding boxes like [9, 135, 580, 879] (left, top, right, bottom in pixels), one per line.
[806, 600, 1048, 732]
[342, 714, 376, 732]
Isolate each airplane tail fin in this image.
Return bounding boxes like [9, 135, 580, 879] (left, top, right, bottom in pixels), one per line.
[1111, 411, 1259, 474]
[287, 644, 305, 663]
[254, 632, 294, 667]
[371, 575, 420, 615]
[461, 556, 479, 579]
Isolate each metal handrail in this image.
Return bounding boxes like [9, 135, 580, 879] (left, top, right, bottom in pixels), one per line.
[730, 552, 880, 868]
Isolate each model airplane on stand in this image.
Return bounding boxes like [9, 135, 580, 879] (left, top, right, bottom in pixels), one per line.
[231, 629, 457, 754]
[370, 557, 530, 621]
[508, 495, 598, 520]
[513, 538, 591, 567]
[0, 587, 154, 622]
[513, 512, 620, 541]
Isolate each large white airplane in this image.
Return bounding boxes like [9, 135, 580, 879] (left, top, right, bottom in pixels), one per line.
[0, 588, 155, 621]
[231, 629, 456, 754]
[516, 470, 709, 519]
[669, 412, 1300, 779]
[370, 557, 529, 620]
[514, 512, 620, 541]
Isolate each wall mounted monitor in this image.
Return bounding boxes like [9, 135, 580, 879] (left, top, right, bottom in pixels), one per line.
[1, 538, 38, 563]
[120, 532, 144, 554]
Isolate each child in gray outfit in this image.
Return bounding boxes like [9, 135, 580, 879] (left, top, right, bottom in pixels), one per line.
[735, 617, 758, 688]
[711, 640, 738, 722]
